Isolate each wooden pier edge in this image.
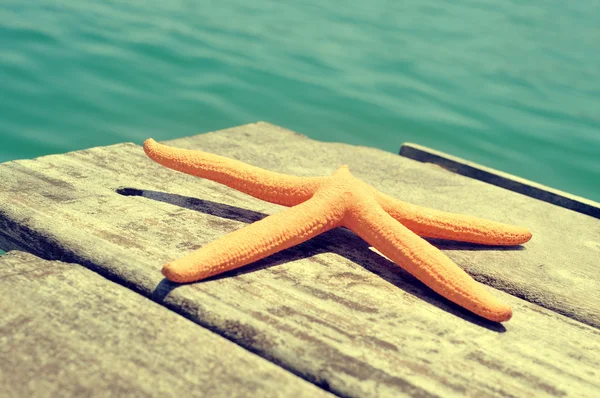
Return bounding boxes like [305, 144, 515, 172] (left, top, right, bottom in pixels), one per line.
[399, 142, 600, 219]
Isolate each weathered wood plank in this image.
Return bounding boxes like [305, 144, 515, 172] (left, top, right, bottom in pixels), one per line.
[0, 122, 599, 397]
[0, 251, 332, 398]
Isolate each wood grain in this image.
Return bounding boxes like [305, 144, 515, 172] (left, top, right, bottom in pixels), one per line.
[0, 251, 332, 398]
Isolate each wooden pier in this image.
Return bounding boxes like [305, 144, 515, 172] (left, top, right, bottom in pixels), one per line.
[1, 122, 598, 397]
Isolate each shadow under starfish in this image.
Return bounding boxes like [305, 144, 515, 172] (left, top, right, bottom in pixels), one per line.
[141, 139, 532, 323]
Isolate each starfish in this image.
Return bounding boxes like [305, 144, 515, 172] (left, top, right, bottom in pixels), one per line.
[143, 138, 532, 322]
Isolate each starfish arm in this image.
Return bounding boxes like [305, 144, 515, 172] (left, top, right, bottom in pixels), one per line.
[144, 138, 323, 206]
[345, 201, 512, 322]
[161, 196, 344, 283]
[376, 192, 532, 246]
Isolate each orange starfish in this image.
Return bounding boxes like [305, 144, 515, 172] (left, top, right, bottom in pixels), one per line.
[143, 138, 532, 322]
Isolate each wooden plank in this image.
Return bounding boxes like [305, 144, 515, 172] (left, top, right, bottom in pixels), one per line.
[0, 122, 599, 397]
[399, 142, 600, 219]
[0, 251, 332, 398]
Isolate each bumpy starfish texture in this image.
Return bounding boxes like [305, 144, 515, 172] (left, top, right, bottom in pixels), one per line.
[144, 138, 532, 322]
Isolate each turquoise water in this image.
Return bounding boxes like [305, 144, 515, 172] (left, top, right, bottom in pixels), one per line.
[1, 0, 599, 205]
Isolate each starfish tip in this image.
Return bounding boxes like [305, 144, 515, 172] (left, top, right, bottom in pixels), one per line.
[143, 138, 157, 152]
[499, 306, 512, 322]
[162, 262, 190, 283]
[513, 228, 533, 245]
[485, 304, 512, 323]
